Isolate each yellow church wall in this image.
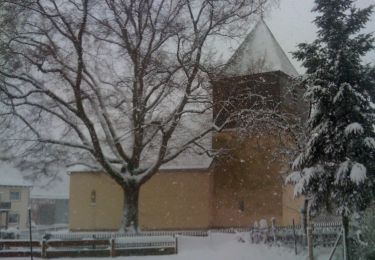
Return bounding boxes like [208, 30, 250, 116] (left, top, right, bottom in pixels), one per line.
[69, 131, 304, 231]
[69, 169, 213, 231]
[139, 170, 213, 230]
[69, 172, 123, 231]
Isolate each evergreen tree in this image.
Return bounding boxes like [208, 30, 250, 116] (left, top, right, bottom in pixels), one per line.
[287, 0, 375, 238]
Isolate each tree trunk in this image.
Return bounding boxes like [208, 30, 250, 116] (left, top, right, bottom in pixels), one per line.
[342, 215, 350, 260]
[121, 182, 140, 233]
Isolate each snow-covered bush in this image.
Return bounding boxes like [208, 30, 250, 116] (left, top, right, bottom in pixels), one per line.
[0, 227, 20, 239]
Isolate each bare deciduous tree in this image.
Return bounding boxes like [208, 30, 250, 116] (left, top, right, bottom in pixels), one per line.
[0, 0, 279, 232]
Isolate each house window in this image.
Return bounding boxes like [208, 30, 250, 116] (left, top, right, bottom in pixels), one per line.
[90, 190, 96, 205]
[10, 191, 21, 201]
[8, 213, 19, 224]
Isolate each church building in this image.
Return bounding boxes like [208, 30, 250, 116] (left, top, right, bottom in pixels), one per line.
[68, 19, 305, 231]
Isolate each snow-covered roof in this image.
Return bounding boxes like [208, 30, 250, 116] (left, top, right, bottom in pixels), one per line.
[0, 161, 69, 199]
[0, 162, 32, 187]
[223, 19, 298, 77]
[69, 157, 213, 174]
[31, 193, 68, 200]
[159, 156, 213, 171]
[30, 171, 69, 200]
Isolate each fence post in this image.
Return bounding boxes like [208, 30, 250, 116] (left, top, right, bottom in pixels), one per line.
[41, 240, 47, 259]
[307, 223, 314, 260]
[110, 238, 115, 257]
[92, 234, 96, 250]
[271, 218, 276, 244]
[28, 208, 33, 260]
[293, 219, 297, 255]
[300, 199, 308, 245]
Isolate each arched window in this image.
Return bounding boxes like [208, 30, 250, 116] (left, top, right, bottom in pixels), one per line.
[90, 190, 96, 205]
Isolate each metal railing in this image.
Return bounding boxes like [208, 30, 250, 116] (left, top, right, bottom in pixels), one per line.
[249, 221, 343, 248]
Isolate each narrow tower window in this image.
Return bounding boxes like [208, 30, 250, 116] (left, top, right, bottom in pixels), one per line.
[90, 190, 96, 205]
[239, 200, 245, 212]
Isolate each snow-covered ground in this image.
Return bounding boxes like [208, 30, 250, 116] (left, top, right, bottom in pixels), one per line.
[12, 233, 333, 260]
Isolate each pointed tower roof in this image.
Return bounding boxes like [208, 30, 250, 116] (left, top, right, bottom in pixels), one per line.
[223, 19, 298, 77]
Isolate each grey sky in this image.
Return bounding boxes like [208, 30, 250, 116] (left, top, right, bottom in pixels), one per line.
[256, 0, 375, 73]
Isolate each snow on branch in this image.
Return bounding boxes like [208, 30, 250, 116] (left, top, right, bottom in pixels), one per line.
[344, 122, 364, 136]
[350, 163, 367, 185]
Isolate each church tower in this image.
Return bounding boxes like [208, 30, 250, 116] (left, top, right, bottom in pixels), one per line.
[223, 19, 298, 77]
[211, 19, 305, 227]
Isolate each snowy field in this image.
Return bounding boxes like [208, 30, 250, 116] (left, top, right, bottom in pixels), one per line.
[12, 233, 333, 260]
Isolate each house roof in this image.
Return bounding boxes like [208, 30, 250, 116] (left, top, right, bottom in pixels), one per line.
[222, 19, 298, 77]
[30, 172, 69, 200]
[0, 162, 69, 199]
[0, 163, 32, 187]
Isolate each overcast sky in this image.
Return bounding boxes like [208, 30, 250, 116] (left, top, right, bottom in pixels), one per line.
[261, 0, 375, 73]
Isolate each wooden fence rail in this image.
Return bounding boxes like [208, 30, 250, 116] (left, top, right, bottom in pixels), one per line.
[1, 222, 344, 258]
[0, 240, 40, 248]
[0, 236, 177, 258]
